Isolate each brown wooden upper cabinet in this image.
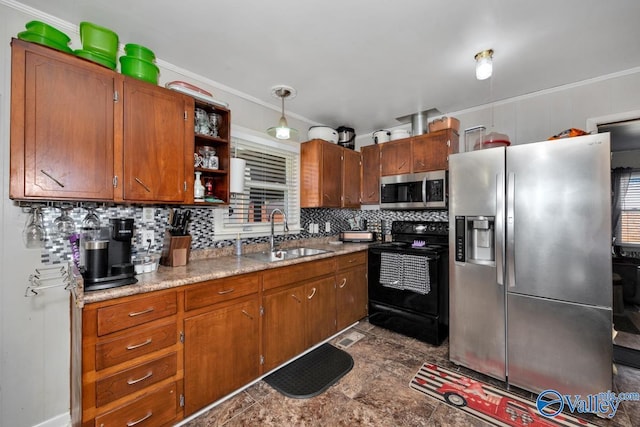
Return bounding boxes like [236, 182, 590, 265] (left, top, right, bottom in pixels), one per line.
[10, 38, 195, 203]
[380, 138, 412, 176]
[379, 129, 459, 176]
[412, 129, 459, 172]
[120, 77, 193, 203]
[360, 144, 380, 204]
[342, 148, 361, 208]
[301, 139, 361, 208]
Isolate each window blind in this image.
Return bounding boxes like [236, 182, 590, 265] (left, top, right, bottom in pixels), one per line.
[617, 170, 640, 244]
[220, 133, 299, 235]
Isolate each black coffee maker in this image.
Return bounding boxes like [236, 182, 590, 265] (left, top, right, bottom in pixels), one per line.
[82, 218, 137, 291]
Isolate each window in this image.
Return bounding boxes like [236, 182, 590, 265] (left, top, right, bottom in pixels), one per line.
[213, 127, 300, 240]
[614, 168, 640, 245]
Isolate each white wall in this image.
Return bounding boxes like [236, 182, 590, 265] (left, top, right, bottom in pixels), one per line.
[356, 69, 640, 151]
[2, 2, 640, 426]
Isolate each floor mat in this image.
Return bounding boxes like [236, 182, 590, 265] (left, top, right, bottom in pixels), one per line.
[410, 363, 599, 427]
[265, 343, 354, 399]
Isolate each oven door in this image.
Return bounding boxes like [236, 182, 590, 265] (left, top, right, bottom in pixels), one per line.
[368, 247, 439, 315]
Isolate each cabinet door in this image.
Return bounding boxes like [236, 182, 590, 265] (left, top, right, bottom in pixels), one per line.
[121, 77, 190, 202]
[262, 285, 307, 371]
[13, 41, 115, 200]
[183, 298, 260, 415]
[361, 144, 380, 204]
[321, 142, 343, 207]
[342, 148, 361, 208]
[412, 130, 459, 172]
[336, 265, 368, 330]
[380, 139, 411, 175]
[306, 277, 337, 346]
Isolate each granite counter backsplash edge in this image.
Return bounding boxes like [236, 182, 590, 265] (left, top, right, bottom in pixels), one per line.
[77, 238, 371, 306]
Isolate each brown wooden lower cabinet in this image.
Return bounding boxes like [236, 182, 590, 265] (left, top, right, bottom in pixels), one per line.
[74, 251, 368, 426]
[183, 296, 260, 415]
[262, 283, 308, 371]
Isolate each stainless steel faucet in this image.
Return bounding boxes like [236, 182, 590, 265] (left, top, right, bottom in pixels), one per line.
[269, 208, 289, 252]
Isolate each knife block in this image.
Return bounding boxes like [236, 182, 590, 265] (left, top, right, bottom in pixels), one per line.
[160, 233, 192, 267]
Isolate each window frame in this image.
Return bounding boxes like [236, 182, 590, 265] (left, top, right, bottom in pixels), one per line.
[616, 168, 640, 247]
[213, 126, 301, 241]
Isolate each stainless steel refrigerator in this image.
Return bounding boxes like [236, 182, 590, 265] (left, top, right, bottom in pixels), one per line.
[449, 133, 612, 396]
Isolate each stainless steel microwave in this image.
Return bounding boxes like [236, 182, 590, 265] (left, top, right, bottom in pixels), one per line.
[380, 170, 447, 210]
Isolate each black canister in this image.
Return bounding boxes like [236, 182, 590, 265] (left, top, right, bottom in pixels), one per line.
[83, 240, 109, 279]
[336, 126, 356, 149]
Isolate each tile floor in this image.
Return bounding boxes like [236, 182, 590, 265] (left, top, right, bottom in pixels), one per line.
[182, 320, 640, 426]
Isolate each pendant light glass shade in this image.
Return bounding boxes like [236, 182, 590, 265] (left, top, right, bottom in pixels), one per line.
[475, 49, 494, 80]
[267, 85, 297, 140]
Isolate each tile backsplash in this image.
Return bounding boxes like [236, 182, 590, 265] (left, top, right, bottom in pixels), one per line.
[36, 204, 448, 265]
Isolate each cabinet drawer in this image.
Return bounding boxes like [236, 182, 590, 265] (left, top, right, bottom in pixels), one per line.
[96, 352, 177, 407]
[336, 251, 367, 270]
[97, 292, 177, 336]
[96, 323, 177, 371]
[94, 381, 178, 427]
[185, 273, 259, 311]
[262, 257, 336, 290]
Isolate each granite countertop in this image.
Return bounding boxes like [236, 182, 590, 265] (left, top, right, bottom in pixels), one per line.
[76, 238, 372, 306]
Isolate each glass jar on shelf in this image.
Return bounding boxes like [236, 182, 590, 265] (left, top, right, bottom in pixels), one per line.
[199, 146, 218, 170]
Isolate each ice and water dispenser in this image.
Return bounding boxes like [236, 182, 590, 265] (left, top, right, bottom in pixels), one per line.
[455, 216, 495, 265]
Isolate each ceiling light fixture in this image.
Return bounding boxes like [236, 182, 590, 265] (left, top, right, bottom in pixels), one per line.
[267, 85, 298, 140]
[475, 49, 494, 80]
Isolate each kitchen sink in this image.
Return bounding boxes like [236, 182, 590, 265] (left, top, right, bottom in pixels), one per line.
[242, 247, 331, 263]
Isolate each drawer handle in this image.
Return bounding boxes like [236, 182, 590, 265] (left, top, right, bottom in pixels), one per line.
[127, 411, 152, 426]
[291, 294, 301, 303]
[127, 371, 153, 385]
[307, 287, 317, 299]
[128, 307, 154, 317]
[241, 310, 254, 320]
[126, 338, 152, 350]
[217, 288, 235, 295]
[339, 278, 347, 288]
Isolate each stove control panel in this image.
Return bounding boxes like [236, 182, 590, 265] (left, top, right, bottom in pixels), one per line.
[392, 221, 449, 236]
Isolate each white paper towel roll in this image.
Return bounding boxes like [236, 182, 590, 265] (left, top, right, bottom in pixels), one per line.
[230, 158, 246, 193]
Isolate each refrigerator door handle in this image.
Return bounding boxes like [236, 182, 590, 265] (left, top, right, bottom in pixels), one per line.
[506, 172, 516, 288]
[496, 172, 505, 286]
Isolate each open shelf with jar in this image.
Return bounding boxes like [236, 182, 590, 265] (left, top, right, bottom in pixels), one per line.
[193, 101, 230, 204]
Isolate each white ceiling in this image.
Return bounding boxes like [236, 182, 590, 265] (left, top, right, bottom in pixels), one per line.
[13, 0, 640, 136]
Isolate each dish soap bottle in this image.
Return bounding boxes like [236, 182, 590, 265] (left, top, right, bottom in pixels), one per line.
[194, 172, 205, 201]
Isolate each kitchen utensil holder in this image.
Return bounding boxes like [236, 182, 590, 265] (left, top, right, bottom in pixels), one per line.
[160, 233, 192, 267]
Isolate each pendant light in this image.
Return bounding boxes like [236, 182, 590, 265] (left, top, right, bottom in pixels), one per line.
[267, 85, 298, 140]
[475, 49, 494, 80]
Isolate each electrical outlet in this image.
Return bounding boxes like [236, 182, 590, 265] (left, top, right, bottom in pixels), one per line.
[142, 207, 155, 223]
[325, 222, 331, 232]
[141, 229, 155, 248]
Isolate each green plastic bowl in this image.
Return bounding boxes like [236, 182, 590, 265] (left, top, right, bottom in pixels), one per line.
[80, 21, 118, 60]
[119, 56, 159, 84]
[75, 49, 117, 70]
[25, 20, 71, 47]
[124, 43, 156, 63]
[17, 31, 73, 53]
